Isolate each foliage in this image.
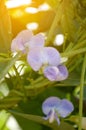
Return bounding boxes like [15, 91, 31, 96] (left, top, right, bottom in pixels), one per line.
[0, 0, 86, 130]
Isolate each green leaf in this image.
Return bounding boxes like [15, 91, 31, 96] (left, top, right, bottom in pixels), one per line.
[0, 0, 12, 53]
[9, 110, 75, 130]
[0, 53, 21, 82]
[0, 110, 9, 130]
[14, 116, 43, 130]
[60, 71, 81, 86]
[8, 110, 51, 127]
[60, 0, 78, 40]
[69, 116, 86, 130]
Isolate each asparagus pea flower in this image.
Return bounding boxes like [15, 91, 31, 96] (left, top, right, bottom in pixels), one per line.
[27, 47, 61, 71]
[42, 97, 74, 125]
[43, 65, 68, 81]
[27, 47, 68, 81]
[11, 30, 68, 81]
[11, 29, 45, 53]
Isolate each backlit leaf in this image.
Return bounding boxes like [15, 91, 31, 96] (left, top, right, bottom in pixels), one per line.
[0, 0, 12, 53]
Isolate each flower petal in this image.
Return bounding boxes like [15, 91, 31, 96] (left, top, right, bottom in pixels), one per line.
[27, 48, 43, 71]
[56, 65, 68, 81]
[11, 38, 25, 52]
[56, 99, 74, 118]
[27, 47, 61, 72]
[44, 47, 61, 66]
[54, 113, 60, 125]
[42, 97, 61, 115]
[43, 66, 60, 81]
[11, 29, 33, 52]
[43, 65, 68, 81]
[48, 109, 55, 123]
[17, 29, 33, 41]
[26, 33, 45, 49]
[43, 109, 60, 125]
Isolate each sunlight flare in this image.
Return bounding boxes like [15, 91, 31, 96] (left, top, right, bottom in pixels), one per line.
[25, 7, 38, 14]
[54, 34, 64, 46]
[5, 0, 32, 8]
[26, 22, 39, 30]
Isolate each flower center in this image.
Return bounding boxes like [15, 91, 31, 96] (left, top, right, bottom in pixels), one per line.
[49, 109, 55, 123]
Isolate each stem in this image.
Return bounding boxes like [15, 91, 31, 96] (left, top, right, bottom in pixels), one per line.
[78, 54, 86, 130]
[73, 40, 86, 50]
[68, 58, 82, 73]
[61, 48, 86, 57]
[13, 65, 27, 99]
[46, 3, 62, 45]
[0, 97, 21, 109]
[27, 79, 50, 89]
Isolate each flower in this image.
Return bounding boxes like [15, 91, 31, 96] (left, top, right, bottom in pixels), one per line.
[27, 47, 68, 81]
[43, 65, 68, 81]
[27, 47, 61, 70]
[42, 97, 74, 125]
[11, 30, 68, 81]
[11, 29, 45, 53]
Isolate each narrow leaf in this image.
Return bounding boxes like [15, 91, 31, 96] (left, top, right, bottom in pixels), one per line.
[0, 0, 12, 53]
[0, 53, 21, 82]
[8, 110, 75, 130]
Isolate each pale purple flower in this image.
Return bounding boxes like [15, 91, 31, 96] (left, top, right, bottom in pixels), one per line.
[42, 97, 74, 125]
[27, 47, 68, 81]
[27, 47, 61, 71]
[43, 65, 68, 81]
[11, 30, 68, 81]
[11, 29, 45, 52]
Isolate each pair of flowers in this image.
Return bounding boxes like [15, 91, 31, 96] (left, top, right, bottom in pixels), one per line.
[11, 29, 68, 81]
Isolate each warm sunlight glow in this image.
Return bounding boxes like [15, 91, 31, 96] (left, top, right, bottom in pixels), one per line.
[26, 22, 39, 30]
[12, 10, 24, 18]
[25, 3, 50, 14]
[38, 3, 50, 11]
[54, 34, 64, 46]
[5, 0, 32, 8]
[25, 7, 38, 14]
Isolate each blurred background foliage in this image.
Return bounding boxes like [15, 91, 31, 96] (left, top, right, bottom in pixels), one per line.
[0, 0, 86, 130]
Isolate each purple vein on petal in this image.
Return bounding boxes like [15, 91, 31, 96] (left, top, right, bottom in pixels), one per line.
[55, 99, 74, 118]
[42, 97, 61, 115]
[56, 65, 68, 81]
[43, 66, 59, 81]
[44, 47, 61, 66]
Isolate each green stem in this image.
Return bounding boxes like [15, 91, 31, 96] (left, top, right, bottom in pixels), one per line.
[68, 58, 82, 72]
[78, 54, 86, 130]
[26, 79, 51, 89]
[13, 65, 27, 99]
[73, 40, 86, 50]
[61, 48, 86, 57]
[64, 42, 74, 52]
[46, 3, 62, 45]
[12, 90, 24, 96]
[0, 97, 21, 109]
